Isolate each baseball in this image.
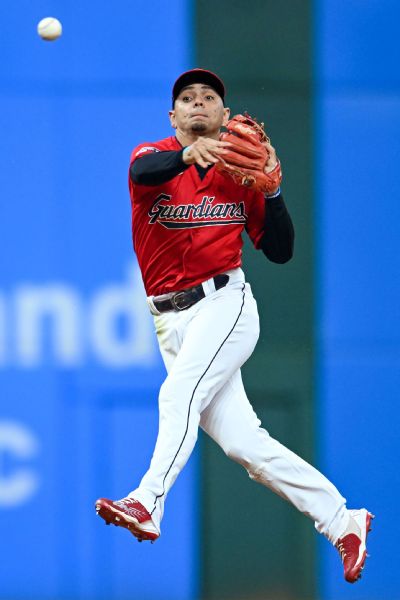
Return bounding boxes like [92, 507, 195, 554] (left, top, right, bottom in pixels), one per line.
[37, 17, 62, 41]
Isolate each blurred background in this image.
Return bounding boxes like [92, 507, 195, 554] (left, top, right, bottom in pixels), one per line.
[0, 1, 399, 599]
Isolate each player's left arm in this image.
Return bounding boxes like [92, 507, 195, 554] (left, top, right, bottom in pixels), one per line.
[246, 140, 294, 263]
[260, 191, 295, 263]
[246, 189, 294, 264]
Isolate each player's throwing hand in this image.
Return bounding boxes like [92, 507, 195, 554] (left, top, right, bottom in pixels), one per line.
[182, 137, 231, 168]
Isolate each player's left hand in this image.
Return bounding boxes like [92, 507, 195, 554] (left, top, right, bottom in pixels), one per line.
[263, 141, 280, 195]
[215, 113, 282, 195]
[263, 141, 278, 172]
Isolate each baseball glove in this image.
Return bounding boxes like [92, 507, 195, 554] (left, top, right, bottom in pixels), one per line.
[216, 113, 282, 194]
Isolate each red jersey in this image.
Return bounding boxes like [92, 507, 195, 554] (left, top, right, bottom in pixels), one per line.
[128, 136, 266, 296]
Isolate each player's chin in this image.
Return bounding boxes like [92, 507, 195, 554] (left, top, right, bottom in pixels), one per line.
[190, 121, 208, 133]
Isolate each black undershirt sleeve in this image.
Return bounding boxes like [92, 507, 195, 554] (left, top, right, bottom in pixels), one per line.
[130, 149, 190, 185]
[260, 194, 295, 264]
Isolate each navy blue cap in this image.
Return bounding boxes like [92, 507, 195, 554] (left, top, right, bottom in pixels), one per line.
[172, 69, 225, 106]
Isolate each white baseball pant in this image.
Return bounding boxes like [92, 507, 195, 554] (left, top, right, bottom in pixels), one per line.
[130, 267, 349, 544]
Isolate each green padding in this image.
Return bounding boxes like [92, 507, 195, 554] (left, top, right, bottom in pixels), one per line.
[196, 1, 315, 599]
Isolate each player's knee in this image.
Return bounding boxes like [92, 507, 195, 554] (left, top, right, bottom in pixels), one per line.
[225, 445, 253, 469]
[225, 428, 272, 466]
[247, 465, 266, 483]
[226, 447, 265, 479]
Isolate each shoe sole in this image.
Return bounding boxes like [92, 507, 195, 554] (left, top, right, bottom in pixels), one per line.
[95, 499, 159, 543]
[346, 511, 375, 583]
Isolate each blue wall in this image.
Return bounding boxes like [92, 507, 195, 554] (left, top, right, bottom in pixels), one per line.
[317, 1, 400, 598]
[0, 2, 197, 599]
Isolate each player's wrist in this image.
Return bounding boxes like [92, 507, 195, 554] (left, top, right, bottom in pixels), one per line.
[264, 187, 281, 199]
[182, 146, 193, 165]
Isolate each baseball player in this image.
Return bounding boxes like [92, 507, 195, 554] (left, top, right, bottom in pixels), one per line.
[96, 69, 373, 583]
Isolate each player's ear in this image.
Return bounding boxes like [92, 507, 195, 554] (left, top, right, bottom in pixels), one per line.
[169, 110, 177, 129]
[222, 107, 230, 127]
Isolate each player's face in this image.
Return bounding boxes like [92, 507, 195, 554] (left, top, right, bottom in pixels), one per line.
[169, 84, 230, 138]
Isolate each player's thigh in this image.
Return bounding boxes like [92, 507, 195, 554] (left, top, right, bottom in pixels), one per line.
[200, 369, 269, 467]
[161, 283, 259, 410]
[179, 282, 259, 379]
[153, 311, 183, 372]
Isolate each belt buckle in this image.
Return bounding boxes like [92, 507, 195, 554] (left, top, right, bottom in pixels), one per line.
[171, 291, 192, 311]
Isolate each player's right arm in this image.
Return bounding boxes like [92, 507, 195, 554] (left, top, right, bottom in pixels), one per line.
[130, 149, 189, 186]
[130, 138, 229, 186]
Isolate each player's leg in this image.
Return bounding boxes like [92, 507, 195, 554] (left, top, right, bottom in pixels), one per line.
[201, 369, 348, 543]
[95, 309, 184, 541]
[131, 279, 259, 531]
[200, 370, 373, 582]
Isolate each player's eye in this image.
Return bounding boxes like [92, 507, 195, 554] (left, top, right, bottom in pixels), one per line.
[205, 95, 215, 101]
[182, 96, 192, 102]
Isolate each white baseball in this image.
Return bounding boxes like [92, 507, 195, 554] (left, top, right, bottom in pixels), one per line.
[37, 17, 62, 41]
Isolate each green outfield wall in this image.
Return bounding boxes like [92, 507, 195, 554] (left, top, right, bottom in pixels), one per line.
[196, 2, 315, 598]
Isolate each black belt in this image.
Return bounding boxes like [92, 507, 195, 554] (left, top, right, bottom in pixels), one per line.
[153, 274, 230, 313]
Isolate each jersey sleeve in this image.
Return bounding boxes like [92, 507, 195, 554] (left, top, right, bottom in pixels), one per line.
[129, 143, 162, 167]
[245, 191, 266, 249]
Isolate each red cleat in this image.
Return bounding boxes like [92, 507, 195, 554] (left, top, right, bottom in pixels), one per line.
[95, 497, 159, 543]
[336, 509, 374, 583]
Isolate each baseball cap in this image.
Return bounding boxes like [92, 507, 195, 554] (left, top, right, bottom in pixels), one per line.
[172, 68, 225, 106]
